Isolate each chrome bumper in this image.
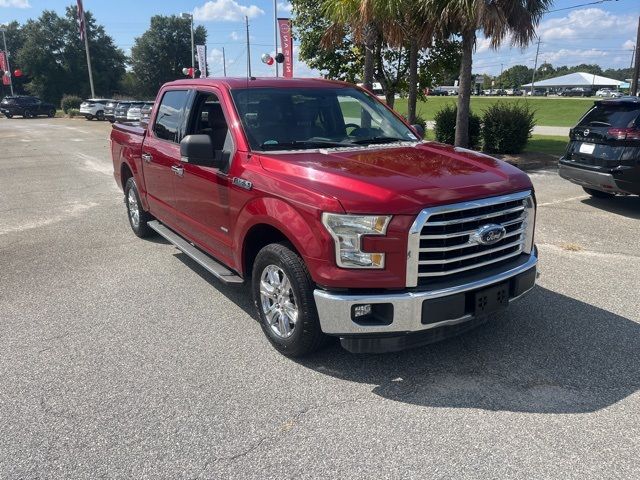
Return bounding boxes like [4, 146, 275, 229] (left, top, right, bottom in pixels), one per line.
[314, 249, 538, 336]
[559, 163, 624, 194]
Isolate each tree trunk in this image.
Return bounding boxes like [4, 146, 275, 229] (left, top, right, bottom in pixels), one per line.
[455, 28, 475, 148]
[407, 39, 418, 124]
[361, 22, 377, 128]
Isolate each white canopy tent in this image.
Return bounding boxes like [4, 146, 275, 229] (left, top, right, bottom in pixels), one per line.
[522, 72, 625, 91]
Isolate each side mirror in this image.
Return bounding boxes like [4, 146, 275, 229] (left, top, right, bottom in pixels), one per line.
[411, 124, 425, 139]
[180, 134, 224, 169]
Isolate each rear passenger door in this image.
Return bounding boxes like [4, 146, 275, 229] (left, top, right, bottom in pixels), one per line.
[141, 89, 189, 225]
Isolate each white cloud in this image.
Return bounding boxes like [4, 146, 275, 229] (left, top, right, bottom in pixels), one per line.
[277, 1, 292, 14]
[537, 8, 636, 41]
[622, 39, 635, 50]
[193, 0, 264, 22]
[0, 0, 30, 7]
[229, 31, 241, 41]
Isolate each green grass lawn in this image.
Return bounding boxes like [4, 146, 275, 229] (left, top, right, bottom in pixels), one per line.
[391, 96, 593, 127]
[523, 135, 568, 156]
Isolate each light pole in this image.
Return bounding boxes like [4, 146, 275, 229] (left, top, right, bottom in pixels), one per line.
[0, 27, 14, 96]
[181, 13, 195, 78]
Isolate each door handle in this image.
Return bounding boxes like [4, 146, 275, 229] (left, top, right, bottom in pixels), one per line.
[141, 152, 153, 163]
[171, 165, 184, 177]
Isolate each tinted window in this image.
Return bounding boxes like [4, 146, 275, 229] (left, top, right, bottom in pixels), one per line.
[579, 104, 640, 128]
[154, 90, 188, 142]
[231, 87, 415, 150]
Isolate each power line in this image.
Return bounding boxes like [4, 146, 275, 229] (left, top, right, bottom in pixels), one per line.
[546, 0, 619, 14]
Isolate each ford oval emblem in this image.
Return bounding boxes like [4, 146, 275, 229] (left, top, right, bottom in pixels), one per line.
[473, 224, 506, 246]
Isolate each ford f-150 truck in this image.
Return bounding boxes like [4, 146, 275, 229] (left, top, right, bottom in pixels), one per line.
[110, 78, 538, 357]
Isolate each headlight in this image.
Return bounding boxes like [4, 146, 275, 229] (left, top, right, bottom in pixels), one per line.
[523, 195, 536, 254]
[322, 213, 391, 269]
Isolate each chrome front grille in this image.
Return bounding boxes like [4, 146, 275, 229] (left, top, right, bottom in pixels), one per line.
[406, 191, 535, 287]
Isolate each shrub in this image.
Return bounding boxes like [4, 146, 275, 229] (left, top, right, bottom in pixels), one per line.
[68, 108, 81, 118]
[433, 104, 481, 148]
[481, 102, 535, 154]
[60, 95, 82, 113]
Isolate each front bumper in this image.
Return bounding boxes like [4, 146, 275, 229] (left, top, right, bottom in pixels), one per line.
[314, 248, 538, 353]
[559, 162, 627, 195]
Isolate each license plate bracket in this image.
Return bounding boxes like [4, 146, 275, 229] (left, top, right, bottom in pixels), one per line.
[579, 142, 595, 154]
[474, 283, 509, 317]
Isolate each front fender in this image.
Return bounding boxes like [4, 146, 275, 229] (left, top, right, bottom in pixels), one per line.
[234, 197, 336, 277]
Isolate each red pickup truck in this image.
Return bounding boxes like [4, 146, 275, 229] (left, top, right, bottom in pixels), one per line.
[111, 78, 538, 356]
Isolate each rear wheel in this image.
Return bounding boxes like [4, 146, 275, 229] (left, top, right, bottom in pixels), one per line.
[583, 187, 615, 199]
[47, 109, 55, 118]
[85, 114, 94, 121]
[23, 109, 32, 119]
[252, 243, 326, 357]
[124, 177, 153, 238]
[5, 113, 12, 119]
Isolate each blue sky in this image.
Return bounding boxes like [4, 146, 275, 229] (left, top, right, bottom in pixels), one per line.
[1, 0, 638, 78]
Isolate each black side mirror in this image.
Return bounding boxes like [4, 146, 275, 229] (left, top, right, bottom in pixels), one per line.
[411, 124, 425, 139]
[180, 134, 224, 169]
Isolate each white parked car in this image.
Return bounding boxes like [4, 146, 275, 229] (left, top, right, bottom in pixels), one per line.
[79, 98, 113, 121]
[126, 102, 146, 122]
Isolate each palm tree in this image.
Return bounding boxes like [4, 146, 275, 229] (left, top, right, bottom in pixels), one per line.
[323, 0, 432, 124]
[425, 0, 552, 147]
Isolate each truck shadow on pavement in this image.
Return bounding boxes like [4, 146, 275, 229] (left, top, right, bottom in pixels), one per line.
[298, 286, 640, 414]
[582, 196, 640, 220]
[173, 252, 640, 414]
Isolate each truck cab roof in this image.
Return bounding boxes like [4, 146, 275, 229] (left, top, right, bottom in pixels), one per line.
[163, 77, 353, 90]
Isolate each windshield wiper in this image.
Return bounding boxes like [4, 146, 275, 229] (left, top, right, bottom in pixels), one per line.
[351, 136, 409, 145]
[260, 140, 347, 150]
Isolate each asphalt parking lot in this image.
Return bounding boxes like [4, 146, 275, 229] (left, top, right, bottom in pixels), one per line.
[1, 117, 639, 479]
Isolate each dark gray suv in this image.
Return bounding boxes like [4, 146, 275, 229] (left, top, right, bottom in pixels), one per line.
[559, 97, 640, 197]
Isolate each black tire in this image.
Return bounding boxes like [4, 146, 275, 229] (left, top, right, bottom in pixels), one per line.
[47, 109, 55, 118]
[85, 114, 94, 121]
[124, 177, 154, 238]
[96, 110, 105, 121]
[5, 113, 12, 119]
[583, 187, 615, 199]
[252, 243, 326, 357]
[23, 109, 32, 119]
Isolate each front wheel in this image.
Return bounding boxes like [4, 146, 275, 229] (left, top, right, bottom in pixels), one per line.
[23, 109, 32, 119]
[252, 243, 326, 357]
[85, 114, 94, 121]
[583, 187, 615, 199]
[4, 113, 12, 119]
[96, 110, 105, 121]
[124, 177, 154, 238]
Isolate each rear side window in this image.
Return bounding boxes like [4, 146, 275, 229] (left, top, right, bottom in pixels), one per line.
[579, 104, 640, 128]
[154, 90, 189, 142]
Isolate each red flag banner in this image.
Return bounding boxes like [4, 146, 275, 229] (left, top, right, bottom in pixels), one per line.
[77, 0, 86, 41]
[0, 51, 10, 86]
[277, 18, 293, 78]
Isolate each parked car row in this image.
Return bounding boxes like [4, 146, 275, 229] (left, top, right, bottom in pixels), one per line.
[108, 100, 154, 123]
[1, 95, 56, 118]
[79, 98, 154, 123]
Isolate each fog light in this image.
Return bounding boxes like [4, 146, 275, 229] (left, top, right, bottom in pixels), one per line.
[353, 304, 372, 318]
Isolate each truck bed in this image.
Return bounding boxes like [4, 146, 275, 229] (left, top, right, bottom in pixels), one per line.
[111, 123, 146, 190]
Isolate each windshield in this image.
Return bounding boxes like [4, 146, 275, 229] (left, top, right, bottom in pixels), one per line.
[231, 87, 418, 151]
[579, 104, 640, 128]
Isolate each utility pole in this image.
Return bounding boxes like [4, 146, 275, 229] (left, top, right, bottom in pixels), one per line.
[0, 28, 14, 96]
[222, 47, 227, 76]
[273, 0, 279, 77]
[83, 25, 96, 97]
[246, 16, 252, 77]
[530, 37, 541, 96]
[631, 16, 640, 96]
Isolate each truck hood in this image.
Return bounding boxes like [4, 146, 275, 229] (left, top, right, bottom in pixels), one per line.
[257, 142, 532, 214]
